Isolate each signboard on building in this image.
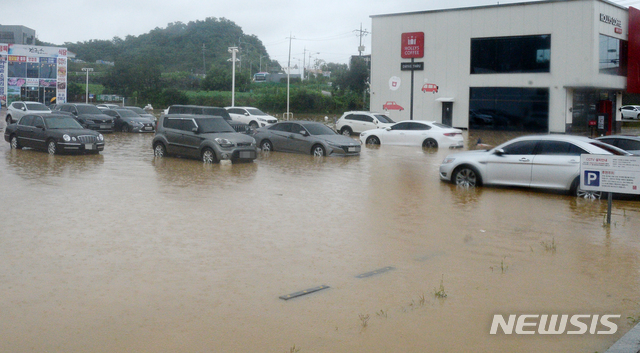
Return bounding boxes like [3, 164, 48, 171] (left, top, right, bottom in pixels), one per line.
[401, 32, 424, 58]
[401, 62, 424, 71]
[580, 155, 640, 194]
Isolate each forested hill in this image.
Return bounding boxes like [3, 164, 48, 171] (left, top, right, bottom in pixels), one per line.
[44, 17, 275, 73]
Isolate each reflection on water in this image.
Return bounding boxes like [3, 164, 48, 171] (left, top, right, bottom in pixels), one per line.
[0, 131, 639, 353]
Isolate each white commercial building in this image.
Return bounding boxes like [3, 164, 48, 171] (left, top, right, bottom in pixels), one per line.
[370, 0, 638, 135]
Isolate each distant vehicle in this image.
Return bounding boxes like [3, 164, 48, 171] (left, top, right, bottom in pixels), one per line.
[100, 108, 155, 133]
[620, 105, 640, 120]
[421, 83, 439, 93]
[596, 135, 640, 155]
[225, 106, 278, 129]
[335, 111, 395, 136]
[152, 114, 257, 163]
[253, 121, 360, 157]
[124, 106, 156, 122]
[360, 120, 463, 149]
[383, 101, 404, 111]
[439, 135, 630, 197]
[53, 103, 115, 133]
[469, 110, 494, 126]
[6, 101, 51, 125]
[4, 113, 105, 155]
[164, 105, 251, 134]
[96, 103, 120, 110]
[253, 72, 269, 82]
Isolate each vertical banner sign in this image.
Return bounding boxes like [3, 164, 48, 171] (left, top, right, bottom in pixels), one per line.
[401, 32, 425, 120]
[0, 54, 6, 105]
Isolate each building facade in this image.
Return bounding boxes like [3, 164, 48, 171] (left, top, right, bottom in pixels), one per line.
[0, 44, 68, 106]
[370, 0, 633, 135]
[0, 25, 36, 45]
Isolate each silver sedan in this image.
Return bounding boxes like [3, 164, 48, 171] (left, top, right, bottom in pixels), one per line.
[253, 121, 360, 156]
[439, 135, 630, 197]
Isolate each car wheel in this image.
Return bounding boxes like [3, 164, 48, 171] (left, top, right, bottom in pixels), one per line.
[153, 142, 166, 157]
[6, 116, 12, 125]
[637, 114, 640, 120]
[202, 147, 217, 163]
[121, 124, 130, 133]
[423, 138, 438, 149]
[340, 126, 352, 136]
[249, 121, 259, 129]
[366, 136, 380, 145]
[453, 166, 481, 187]
[311, 144, 325, 157]
[260, 139, 273, 152]
[10, 135, 21, 149]
[47, 139, 57, 155]
[570, 177, 602, 199]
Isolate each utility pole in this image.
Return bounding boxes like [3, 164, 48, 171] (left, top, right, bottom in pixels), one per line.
[228, 47, 239, 107]
[82, 68, 93, 104]
[202, 43, 206, 75]
[354, 23, 369, 56]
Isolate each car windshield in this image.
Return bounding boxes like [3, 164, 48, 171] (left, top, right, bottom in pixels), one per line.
[127, 107, 147, 114]
[25, 103, 50, 111]
[589, 141, 630, 156]
[195, 117, 235, 133]
[115, 109, 140, 117]
[375, 115, 395, 123]
[45, 116, 84, 129]
[246, 108, 267, 116]
[302, 123, 337, 136]
[76, 105, 104, 114]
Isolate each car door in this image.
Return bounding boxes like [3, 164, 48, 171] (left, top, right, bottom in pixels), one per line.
[484, 139, 537, 187]
[269, 122, 293, 151]
[15, 116, 35, 148]
[358, 114, 376, 132]
[163, 118, 187, 155]
[31, 116, 48, 151]
[180, 119, 203, 158]
[287, 123, 312, 154]
[530, 141, 585, 190]
[406, 122, 432, 146]
[383, 122, 412, 145]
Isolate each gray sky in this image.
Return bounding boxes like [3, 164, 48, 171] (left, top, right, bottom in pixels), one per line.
[5, 0, 640, 67]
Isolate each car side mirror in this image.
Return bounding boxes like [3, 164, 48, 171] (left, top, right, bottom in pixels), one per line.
[192, 127, 199, 133]
[22, 107, 27, 111]
[35, 123, 44, 129]
[244, 112, 250, 116]
[494, 148, 505, 155]
[385, 127, 391, 131]
[300, 130, 309, 136]
[374, 120, 378, 124]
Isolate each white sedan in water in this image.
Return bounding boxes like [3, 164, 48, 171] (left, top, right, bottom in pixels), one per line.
[359, 120, 464, 149]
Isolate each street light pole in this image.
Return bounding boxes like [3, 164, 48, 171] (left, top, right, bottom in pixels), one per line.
[228, 47, 239, 107]
[82, 68, 93, 104]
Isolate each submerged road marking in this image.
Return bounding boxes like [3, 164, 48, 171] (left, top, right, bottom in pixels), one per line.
[355, 266, 395, 278]
[279, 285, 330, 300]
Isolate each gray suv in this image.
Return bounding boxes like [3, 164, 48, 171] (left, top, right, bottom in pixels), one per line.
[152, 114, 257, 163]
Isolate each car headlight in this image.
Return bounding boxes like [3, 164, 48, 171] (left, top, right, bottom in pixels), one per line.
[257, 117, 266, 122]
[442, 157, 455, 164]
[251, 138, 256, 146]
[63, 134, 71, 142]
[215, 138, 234, 148]
[97, 134, 104, 142]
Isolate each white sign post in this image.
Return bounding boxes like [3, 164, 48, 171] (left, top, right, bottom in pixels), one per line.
[580, 155, 640, 224]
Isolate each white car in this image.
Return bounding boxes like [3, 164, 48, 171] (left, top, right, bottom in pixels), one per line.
[439, 135, 630, 197]
[336, 111, 395, 136]
[620, 105, 640, 120]
[360, 120, 464, 149]
[6, 101, 51, 124]
[225, 106, 278, 129]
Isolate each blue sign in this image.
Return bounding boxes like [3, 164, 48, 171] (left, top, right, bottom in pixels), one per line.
[584, 170, 600, 187]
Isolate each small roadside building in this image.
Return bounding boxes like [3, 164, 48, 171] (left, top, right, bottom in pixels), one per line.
[370, 0, 637, 135]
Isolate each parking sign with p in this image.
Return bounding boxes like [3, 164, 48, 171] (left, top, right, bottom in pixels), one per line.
[584, 170, 600, 187]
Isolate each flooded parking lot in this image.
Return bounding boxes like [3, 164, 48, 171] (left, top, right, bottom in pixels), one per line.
[1, 126, 640, 352]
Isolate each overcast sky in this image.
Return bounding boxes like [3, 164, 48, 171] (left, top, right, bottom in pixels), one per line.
[5, 0, 640, 67]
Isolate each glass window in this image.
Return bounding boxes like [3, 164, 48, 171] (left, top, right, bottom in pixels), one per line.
[270, 122, 292, 132]
[290, 123, 304, 134]
[40, 62, 56, 79]
[27, 63, 39, 78]
[302, 123, 336, 136]
[536, 141, 583, 155]
[18, 116, 34, 126]
[599, 34, 627, 76]
[501, 140, 537, 155]
[359, 115, 374, 123]
[32, 116, 45, 128]
[471, 35, 551, 74]
[375, 115, 395, 123]
[181, 119, 197, 132]
[391, 122, 412, 130]
[617, 139, 640, 151]
[195, 118, 234, 133]
[164, 118, 181, 129]
[345, 114, 356, 121]
[469, 87, 549, 132]
[409, 122, 430, 130]
[8, 61, 27, 77]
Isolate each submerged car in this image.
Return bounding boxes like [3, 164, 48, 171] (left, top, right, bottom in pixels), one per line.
[6, 101, 51, 124]
[253, 121, 360, 157]
[335, 111, 395, 136]
[164, 105, 251, 134]
[360, 120, 463, 149]
[53, 103, 115, 133]
[439, 135, 630, 197]
[596, 135, 640, 155]
[124, 106, 157, 122]
[4, 113, 105, 154]
[100, 108, 155, 132]
[225, 106, 278, 129]
[152, 114, 257, 163]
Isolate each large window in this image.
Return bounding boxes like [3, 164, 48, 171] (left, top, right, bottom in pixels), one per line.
[471, 35, 551, 74]
[469, 87, 549, 132]
[599, 34, 627, 76]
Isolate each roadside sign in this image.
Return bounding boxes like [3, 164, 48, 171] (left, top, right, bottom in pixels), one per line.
[580, 155, 640, 194]
[401, 32, 424, 58]
[401, 62, 424, 71]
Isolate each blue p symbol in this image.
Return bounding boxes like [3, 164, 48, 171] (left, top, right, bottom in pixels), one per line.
[584, 171, 600, 186]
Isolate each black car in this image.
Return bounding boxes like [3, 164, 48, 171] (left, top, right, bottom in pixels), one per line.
[100, 108, 155, 132]
[53, 103, 115, 133]
[164, 105, 251, 134]
[4, 113, 105, 154]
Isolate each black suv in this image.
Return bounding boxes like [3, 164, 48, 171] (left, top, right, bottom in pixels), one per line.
[152, 114, 257, 163]
[53, 103, 115, 133]
[164, 105, 250, 134]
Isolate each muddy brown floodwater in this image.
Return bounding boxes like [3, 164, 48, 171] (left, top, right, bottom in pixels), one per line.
[1, 128, 640, 353]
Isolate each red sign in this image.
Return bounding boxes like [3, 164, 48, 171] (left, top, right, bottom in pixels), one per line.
[401, 32, 424, 58]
